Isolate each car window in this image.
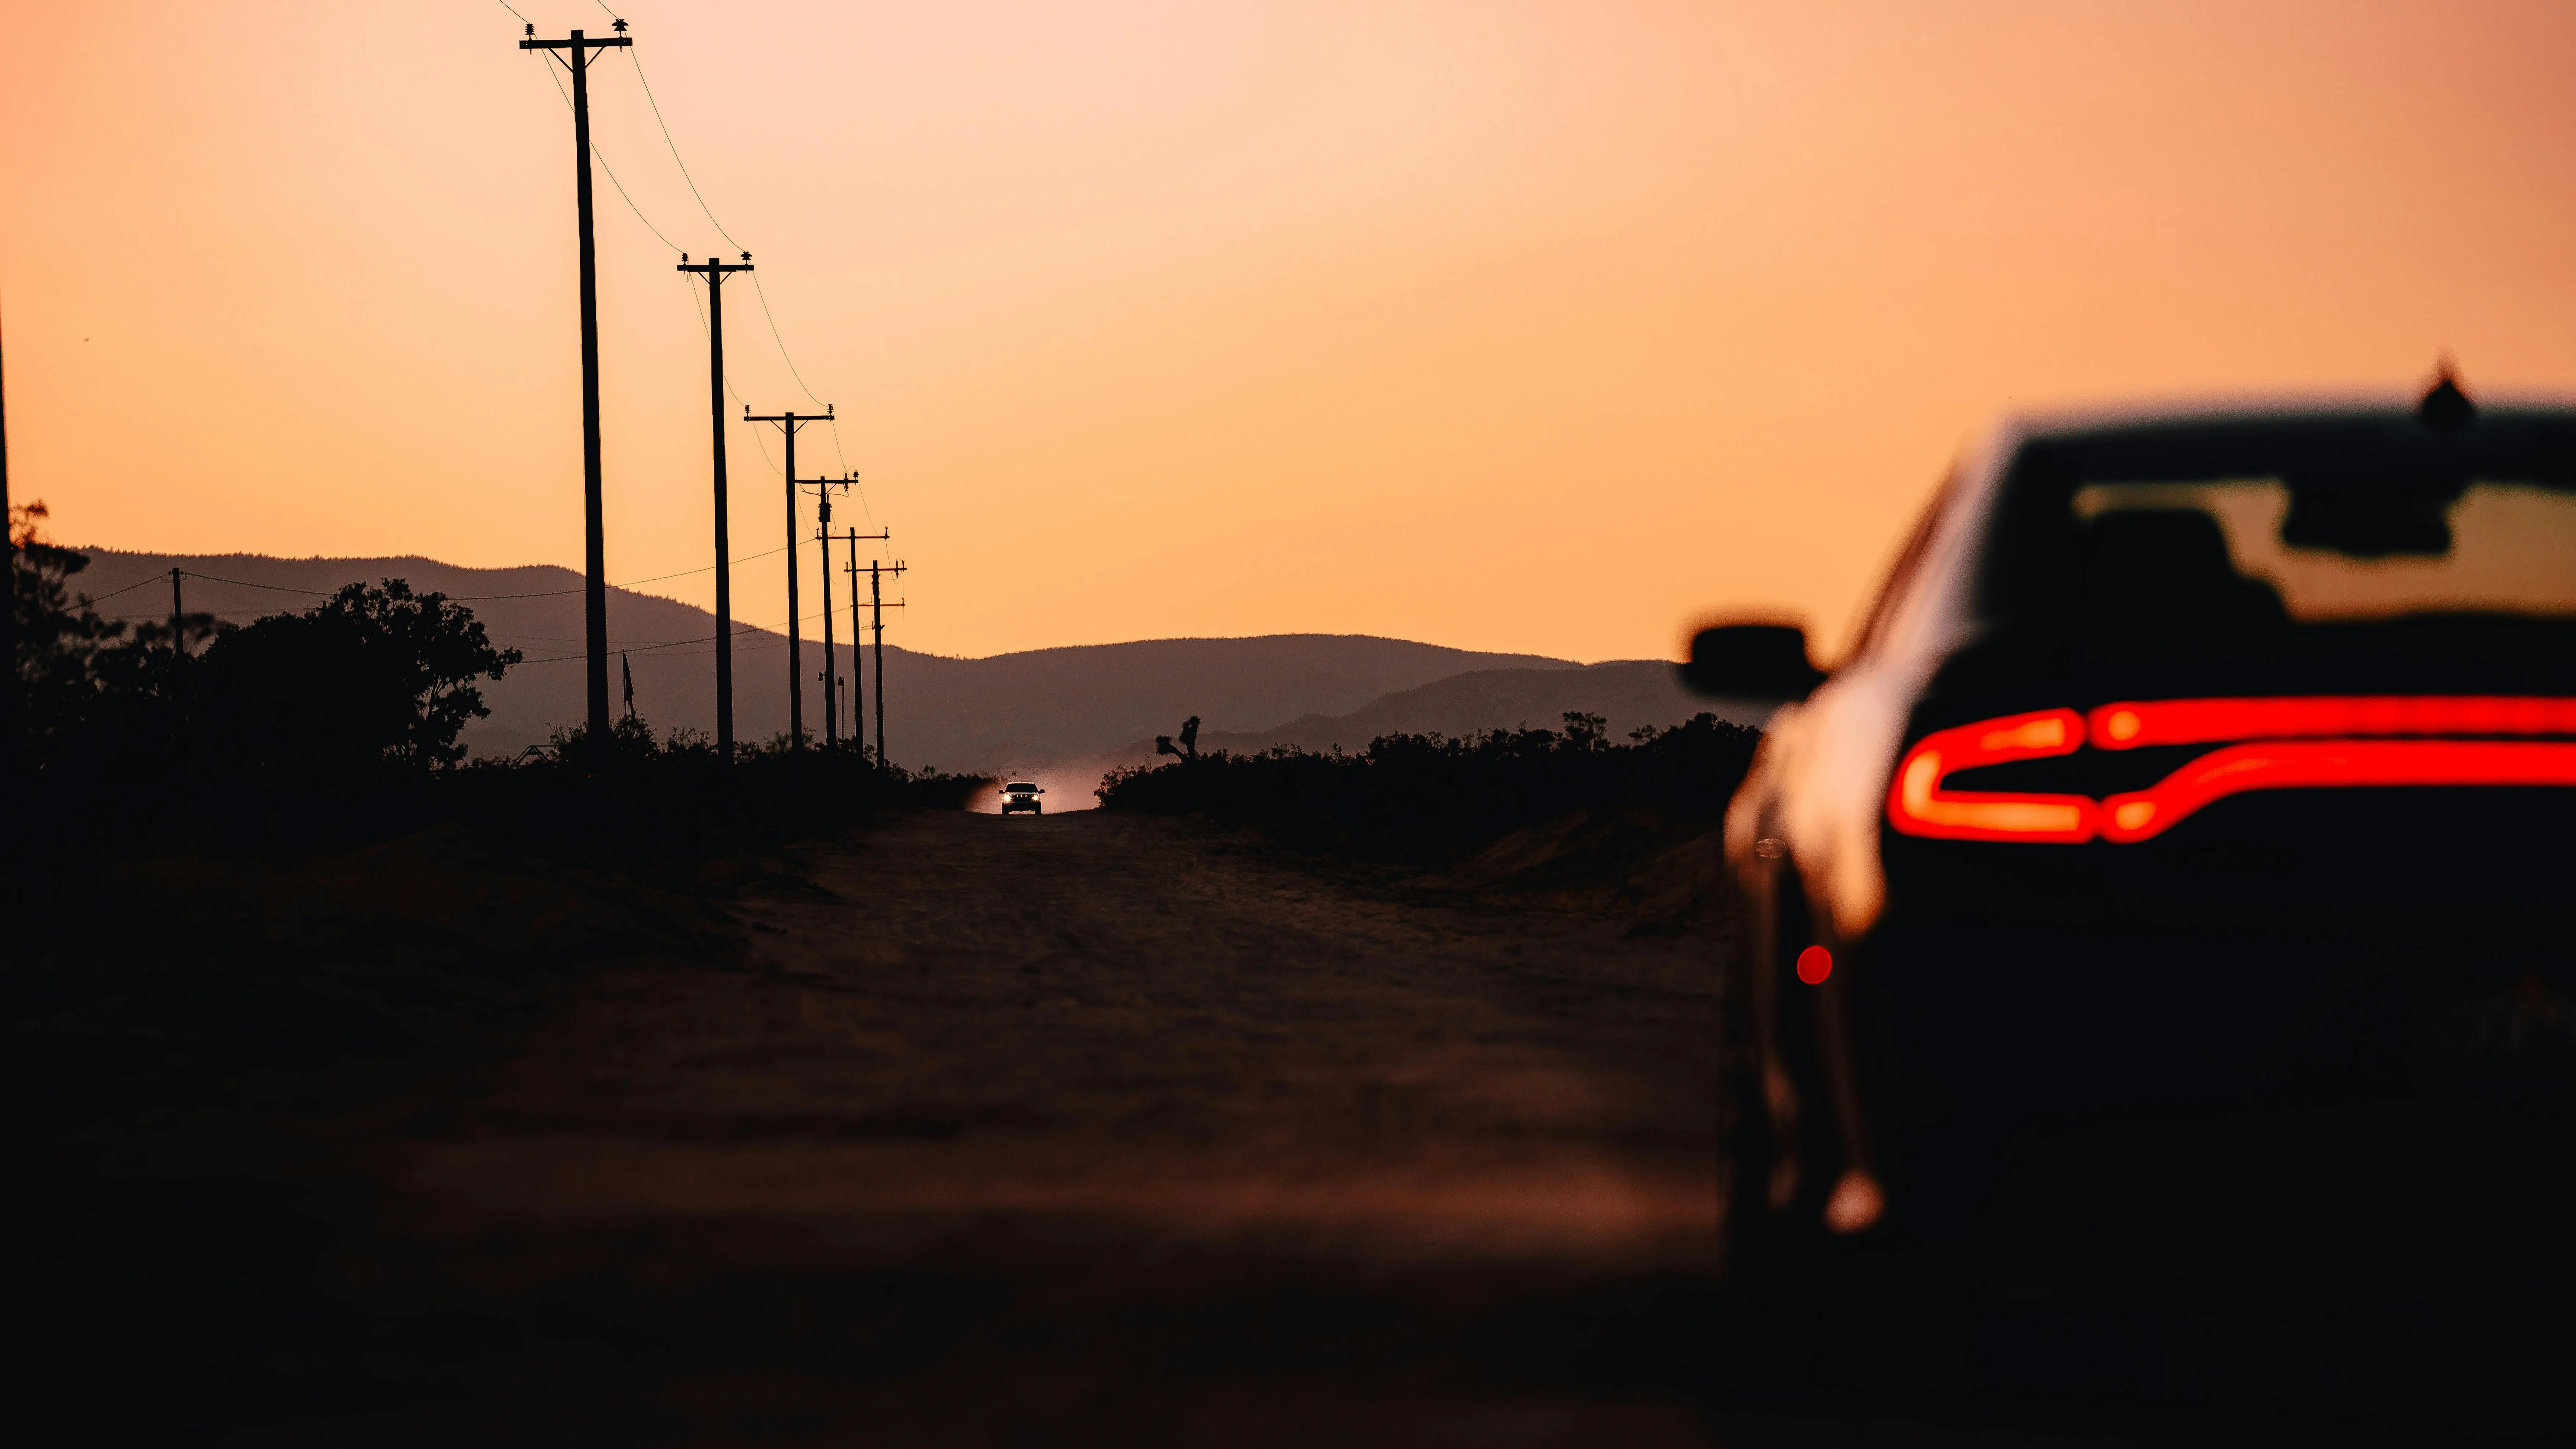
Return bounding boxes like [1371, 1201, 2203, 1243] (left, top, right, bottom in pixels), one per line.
[1845, 471, 1956, 662]
[1976, 413, 2576, 638]
[2071, 479, 2576, 625]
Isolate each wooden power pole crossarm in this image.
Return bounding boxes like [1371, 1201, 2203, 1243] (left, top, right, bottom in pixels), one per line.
[518, 20, 633, 760]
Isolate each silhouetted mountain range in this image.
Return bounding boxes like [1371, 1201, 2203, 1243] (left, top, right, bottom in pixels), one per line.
[1190, 660, 1738, 755]
[1005, 659, 1759, 787]
[73, 551, 1746, 772]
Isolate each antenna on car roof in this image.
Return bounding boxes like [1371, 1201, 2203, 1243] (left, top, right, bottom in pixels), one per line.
[2417, 355, 2476, 433]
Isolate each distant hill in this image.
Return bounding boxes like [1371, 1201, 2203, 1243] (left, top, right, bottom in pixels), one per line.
[69, 550, 1585, 769]
[890, 634, 1581, 766]
[1192, 659, 1758, 755]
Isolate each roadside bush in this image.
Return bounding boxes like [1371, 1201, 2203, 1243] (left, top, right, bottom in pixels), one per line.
[1095, 710, 1760, 865]
[441, 722, 990, 878]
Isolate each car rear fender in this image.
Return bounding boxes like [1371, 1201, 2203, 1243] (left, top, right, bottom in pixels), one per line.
[1728, 450, 2012, 939]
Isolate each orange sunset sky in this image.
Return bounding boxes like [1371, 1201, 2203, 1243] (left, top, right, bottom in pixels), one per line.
[7, 1, 2576, 663]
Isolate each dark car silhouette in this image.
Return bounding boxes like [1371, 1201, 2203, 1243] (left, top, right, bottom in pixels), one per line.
[1686, 380, 2576, 1420]
[1000, 782, 1045, 815]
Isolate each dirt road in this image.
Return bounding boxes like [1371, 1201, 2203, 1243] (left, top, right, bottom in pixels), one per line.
[266, 810, 1733, 1445]
[422, 809, 1724, 1255]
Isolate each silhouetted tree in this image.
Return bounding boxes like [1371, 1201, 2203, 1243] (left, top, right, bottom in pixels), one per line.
[11, 502, 132, 756]
[193, 580, 520, 772]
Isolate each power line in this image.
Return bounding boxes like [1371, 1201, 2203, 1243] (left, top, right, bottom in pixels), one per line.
[72, 576, 168, 608]
[538, 15, 859, 501]
[515, 603, 844, 665]
[514, 9, 872, 676]
[640, 182, 810, 499]
[578, 36, 837, 485]
[680, 272, 783, 474]
[78, 545, 796, 612]
[533, 47, 687, 254]
[540, 6, 848, 487]
[833, 421, 873, 520]
[100, 607, 262, 622]
[607, 14, 748, 255]
[446, 581, 572, 601]
[677, 271, 784, 480]
[679, 273, 748, 408]
[609, 544, 790, 590]
[578, 7, 854, 490]
[749, 272, 829, 409]
[745, 271, 865, 502]
[709, 268, 862, 508]
[530, 22, 826, 509]
[451, 543, 793, 599]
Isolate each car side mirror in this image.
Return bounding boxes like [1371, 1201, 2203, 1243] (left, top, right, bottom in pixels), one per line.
[1678, 623, 1826, 701]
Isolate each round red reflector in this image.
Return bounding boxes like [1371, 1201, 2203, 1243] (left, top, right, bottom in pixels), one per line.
[1795, 945, 1833, 985]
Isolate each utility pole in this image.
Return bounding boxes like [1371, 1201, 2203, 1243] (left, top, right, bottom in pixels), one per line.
[869, 558, 907, 774]
[843, 525, 888, 763]
[519, 19, 633, 760]
[745, 406, 830, 752]
[677, 251, 752, 762]
[797, 474, 851, 746]
[168, 568, 185, 686]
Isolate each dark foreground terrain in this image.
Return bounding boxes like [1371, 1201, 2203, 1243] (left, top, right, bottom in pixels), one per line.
[10, 811, 2394, 1445]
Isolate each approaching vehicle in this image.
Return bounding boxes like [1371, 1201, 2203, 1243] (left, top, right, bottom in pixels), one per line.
[1686, 379, 2576, 1420]
[1000, 782, 1045, 815]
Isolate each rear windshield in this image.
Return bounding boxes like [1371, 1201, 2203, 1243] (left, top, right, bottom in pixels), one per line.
[1979, 411, 2576, 636]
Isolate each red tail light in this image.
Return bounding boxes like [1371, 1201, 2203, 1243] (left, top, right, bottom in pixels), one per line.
[2097, 739, 2576, 842]
[2089, 696, 2576, 750]
[1888, 696, 2576, 845]
[1886, 708, 2097, 843]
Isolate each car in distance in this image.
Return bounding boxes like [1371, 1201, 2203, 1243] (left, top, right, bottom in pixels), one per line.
[1000, 782, 1045, 815]
[1684, 378, 2576, 1422]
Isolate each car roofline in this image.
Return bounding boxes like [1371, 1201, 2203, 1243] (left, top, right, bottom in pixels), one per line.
[1993, 389, 2576, 448]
